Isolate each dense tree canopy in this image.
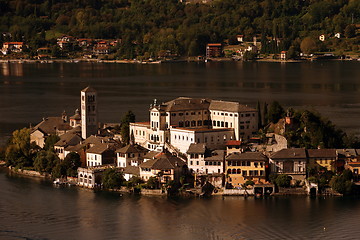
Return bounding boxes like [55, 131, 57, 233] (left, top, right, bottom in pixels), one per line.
[0, 0, 358, 58]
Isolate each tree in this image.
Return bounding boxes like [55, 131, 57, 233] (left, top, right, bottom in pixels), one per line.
[344, 25, 356, 38]
[34, 150, 59, 173]
[330, 170, 354, 195]
[268, 101, 285, 124]
[62, 152, 81, 177]
[300, 37, 317, 54]
[263, 102, 268, 126]
[257, 101, 262, 128]
[275, 174, 291, 187]
[102, 168, 125, 189]
[5, 128, 38, 168]
[120, 110, 136, 144]
[44, 134, 60, 151]
[146, 176, 160, 189]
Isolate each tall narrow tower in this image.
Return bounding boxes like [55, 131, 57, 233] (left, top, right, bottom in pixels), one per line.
[81, 86, 98, 139]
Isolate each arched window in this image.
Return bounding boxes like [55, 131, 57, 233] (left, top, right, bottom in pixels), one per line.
[232, 169, 236, 174]
[237, 169, 241, 174]
[227, 169, 231, 174]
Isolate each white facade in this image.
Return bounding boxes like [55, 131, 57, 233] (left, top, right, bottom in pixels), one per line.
[131, 97, 258, 154]
[170, 127, 234, 153]
[81, 87, 98, 139]
[86, 152, 103, 167]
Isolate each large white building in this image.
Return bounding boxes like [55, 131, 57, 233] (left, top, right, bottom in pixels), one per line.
[130, 97, 258, 154]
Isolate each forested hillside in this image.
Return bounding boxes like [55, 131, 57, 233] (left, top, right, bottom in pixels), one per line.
[0, 0, 359, 58]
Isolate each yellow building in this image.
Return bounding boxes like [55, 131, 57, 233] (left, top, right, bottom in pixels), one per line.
[307, 149, 337, 171]
[226, 152, 268, 187]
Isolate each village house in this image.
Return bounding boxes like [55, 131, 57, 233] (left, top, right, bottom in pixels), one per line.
[57, 35, 75, 50]
[269, 148, 307, 181]
[1, 42, 24, 55]
[206, 43, 223, 58]
[116, 143, 149, 168]
[86, 143, 116, 167]
[139, 152, 187, 184]
[30, 112, 73, 148]
[336, 149, 359, 173]
[130, 97, 258, 154]
[54, 128, 82, 160]
[226, 152, 268, 187]
[307, 149, 337, 172]
[77, 166, 113, 188]
[226, 140, 242, 155]
[186, 143, 225, 174]
[280, 51, 287, 60]
[93, 41, 111, 55]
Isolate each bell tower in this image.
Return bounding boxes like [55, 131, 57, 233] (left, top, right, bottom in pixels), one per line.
[81, 86, 98, 139]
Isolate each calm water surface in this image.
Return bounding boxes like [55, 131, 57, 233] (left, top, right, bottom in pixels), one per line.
[1, 169, 360, 240]
[0, 61, 360, 144]
[1, 62, 360, 239]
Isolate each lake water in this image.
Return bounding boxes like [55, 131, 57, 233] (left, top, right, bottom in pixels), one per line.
[1, 169, 360, 240]
[0, 61, 360, 145]
[1, 61, 360, 239]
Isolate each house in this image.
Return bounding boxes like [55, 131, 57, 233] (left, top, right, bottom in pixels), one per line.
[269, 148, 307, 181]
[280, 51, 287, 60]
[1, 42, 24, 55]
[336, 149, 360, 173]
[30, 113, 73, 148]
[307, 149, 337, 171]
[123, 165, 140, 181]
[186, 143, 225, 174]
[139, 152, 187, 184]
[86, 143, 116, 167]
[57, 35, 75, 50]
[130, 97, 258, 154]
[226, 152, 268, 187]
[319, 34, 326, 42]
[116, 143, 149, 168]
[54, 128, 82, 160]
[93, 41, 110, 55]
[237, 35, 244, 42]
[206, 43, 222, 58]
[226, 140, 242, 155]
[77, 166, 113, 188]
[334, 33, 341, 39]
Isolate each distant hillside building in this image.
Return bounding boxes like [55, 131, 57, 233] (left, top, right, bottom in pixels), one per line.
[206, 43, 222, 58]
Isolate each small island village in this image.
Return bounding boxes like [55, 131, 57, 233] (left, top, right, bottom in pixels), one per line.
[2, 86, 360, 197]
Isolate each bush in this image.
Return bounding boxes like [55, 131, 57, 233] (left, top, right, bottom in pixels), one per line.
[102, 168, 125, 189]
[275, 174, 291, 188]
[330, 169, 354, 195]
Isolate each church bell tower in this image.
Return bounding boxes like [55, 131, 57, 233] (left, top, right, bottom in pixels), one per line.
[81, 86, 98, 139]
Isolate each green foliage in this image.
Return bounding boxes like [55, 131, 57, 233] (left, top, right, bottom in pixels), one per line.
[5, 128, 38, 168]
[245, 180, 255, 186]
[0, 0, 358, 58]
[330, 169, 354, 195]
[268, 101, 285, 124]
[44, 134, 60, 151]
[34, 150, 59, 174]
[126, 176, 144, 188]
[146, 176, 160, 189]
[102, 168, 125, 189]
[120, 110, 135, 144]
[62, 152, 81, 177]
[300, 37, 317, 54]
[275, 174, 292, 188]
[51, 152, 81, 178]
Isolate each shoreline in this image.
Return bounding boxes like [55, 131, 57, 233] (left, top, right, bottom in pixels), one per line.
[0, 57, 358, 65]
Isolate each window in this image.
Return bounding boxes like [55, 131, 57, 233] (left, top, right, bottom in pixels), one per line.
[242, 170, 247, 176]
[190, 161, 193, 165]
[221, 121, 224, 127]
[196, 161, 199, 165]
[225, 122, 228, 128]
[197, 120, 202, 126]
